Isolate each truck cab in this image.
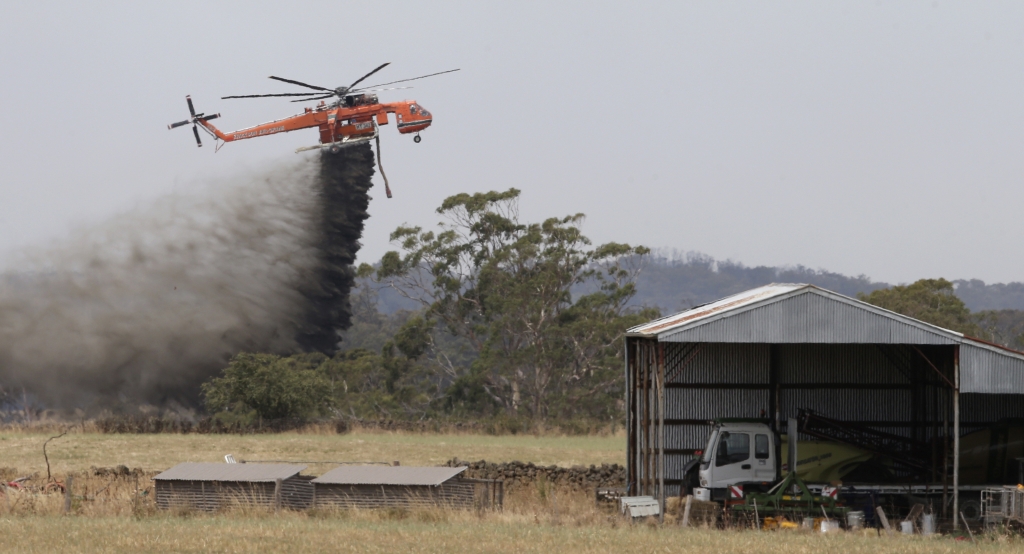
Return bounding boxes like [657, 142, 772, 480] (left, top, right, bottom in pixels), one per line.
[698, 421, 778, 495]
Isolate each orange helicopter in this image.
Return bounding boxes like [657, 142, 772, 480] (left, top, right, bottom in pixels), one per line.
[167, 63, 458, 197]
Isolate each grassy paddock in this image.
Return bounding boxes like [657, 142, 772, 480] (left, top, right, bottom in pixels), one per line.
[1, 429, 1018, 553]
[0, 486, 1014, 554]
[0, 428, 624, 476]
[0, 512, 1015, 553]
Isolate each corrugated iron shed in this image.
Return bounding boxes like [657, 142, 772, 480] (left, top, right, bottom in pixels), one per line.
[313, 466, 467, 486]
[626, 283, 1024, 526]
[626, 283, 1024, 393]
[153, 463, 306, 482]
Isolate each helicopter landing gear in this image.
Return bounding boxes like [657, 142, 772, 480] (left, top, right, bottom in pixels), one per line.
[413, 133, 421, 144]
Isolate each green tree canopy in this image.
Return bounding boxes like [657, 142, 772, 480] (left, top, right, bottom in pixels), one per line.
[201, 352, 334, 422]
[373, 188, 658, 420]
[857, 278, 982, 336]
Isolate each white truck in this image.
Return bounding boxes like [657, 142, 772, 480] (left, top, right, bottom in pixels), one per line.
[686, 413, 1021, 522]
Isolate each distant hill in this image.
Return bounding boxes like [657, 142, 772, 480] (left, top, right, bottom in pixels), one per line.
[949, 280, 1024, 312]
[630, 251, 887, 314]
[366, 250, 1024, 317]
[629, 251, 1024, 316]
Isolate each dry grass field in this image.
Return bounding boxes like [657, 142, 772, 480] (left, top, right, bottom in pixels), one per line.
[0, 427, 624, 476]
[1, 506, 1019, 553]
[1, 428, 1021, 553]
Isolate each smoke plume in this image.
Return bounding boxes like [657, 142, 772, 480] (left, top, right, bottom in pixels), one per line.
[0, 145, 375, 409]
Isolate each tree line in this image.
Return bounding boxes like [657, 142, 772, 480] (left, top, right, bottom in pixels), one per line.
[201, 190, 1024, 425]
[201, 189, 656, 425]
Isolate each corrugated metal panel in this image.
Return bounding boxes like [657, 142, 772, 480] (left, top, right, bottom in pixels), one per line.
[153, 463, 306, 482]
[777, 344, 908, 385]
[155, 481, 266, 511]
[313, 466, 467, 486]
[660, 290, 957, 345]
[629, 284, 804, 335]
[666, 389, 770, 420]
[281, 476, 315, 510]
[961, 343, 1024, 394]
[962, 393, 1024, 422]
[313, 481, 476, 509]
[666, 423, 713, 451]
[666, 343, 768, 384]
[779, 388, 911, 423]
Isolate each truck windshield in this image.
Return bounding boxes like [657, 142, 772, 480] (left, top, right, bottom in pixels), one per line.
[701, 429, 718, 464]
[715, 432, 750, 466]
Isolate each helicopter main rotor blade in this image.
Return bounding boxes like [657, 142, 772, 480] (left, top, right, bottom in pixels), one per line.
[351, 68, 460, 92]
[222, 92, 325, 99]
[346, 86, 412, 95]
[290, 93, 337, 103]
[168, 120, 191, 129]
[192, 124, 202, 147]
[186, 95, 197, 117]
[200, 114, 220, 121]
[347, 62, 390, 91]
[267, 76, 332, 92]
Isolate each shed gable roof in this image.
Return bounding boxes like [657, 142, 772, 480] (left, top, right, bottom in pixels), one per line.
[628, 284, 963, 345]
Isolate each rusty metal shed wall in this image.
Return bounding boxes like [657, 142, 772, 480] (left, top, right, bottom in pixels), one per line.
[657, 289, 957, 345]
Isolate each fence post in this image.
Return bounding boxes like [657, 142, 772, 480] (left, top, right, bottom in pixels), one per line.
[681, 495, 693, 528]
[274, 478, 282, 511]
[876, 506, 893, 535]
[64, 475, 73, 514]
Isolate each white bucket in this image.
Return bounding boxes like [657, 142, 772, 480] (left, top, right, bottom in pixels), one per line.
[900, 520, 914, 534]
[820, 520, 840, 533]
[846, 510, 865, 530]
[693, 487, 711, 502]
[921, 514, 936, 535]
[802, 517, 815, 529]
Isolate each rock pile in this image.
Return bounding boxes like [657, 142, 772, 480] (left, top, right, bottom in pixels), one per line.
[446, 459, 625, 491]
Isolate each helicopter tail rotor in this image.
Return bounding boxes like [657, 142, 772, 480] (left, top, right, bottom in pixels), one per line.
[168, 95, 221, 148]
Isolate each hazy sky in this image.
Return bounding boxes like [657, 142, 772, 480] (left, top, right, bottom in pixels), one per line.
[1, 1, 1022, 285]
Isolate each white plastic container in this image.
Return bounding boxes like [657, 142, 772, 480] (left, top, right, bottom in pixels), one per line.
[900, 520, 914, 534]
[820, 520, 841, 533]
[846, 510, 865, 530]
[693, 487, 711, 502]
[802, 517, 815, 529]
[921, 514, 936, 535]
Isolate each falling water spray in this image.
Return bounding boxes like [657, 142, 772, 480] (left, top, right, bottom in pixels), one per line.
[0, 145, 376, 409]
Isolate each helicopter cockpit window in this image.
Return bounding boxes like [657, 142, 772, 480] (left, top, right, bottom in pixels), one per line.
[410, 105, 419, 115]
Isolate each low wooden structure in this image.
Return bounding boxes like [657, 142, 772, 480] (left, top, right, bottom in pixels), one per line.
[312, 466, 494, 509]
[153, 463, 312, 511]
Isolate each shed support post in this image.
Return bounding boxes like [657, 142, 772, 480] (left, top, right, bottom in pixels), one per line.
[274, 478, 282, 511]
[942, 396, 948, 520]
[625, 339, 633, 495]
[953, 345, 960, 530]
[657, 342, 665, 524]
